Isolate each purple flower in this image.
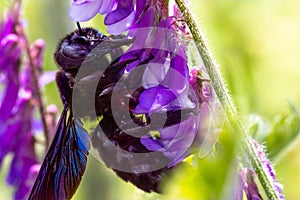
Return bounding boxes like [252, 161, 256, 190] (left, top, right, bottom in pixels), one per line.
[251, 140, 285, 200]
[69, 0, 216, 169]
[232, 141, 286, 200]
[0, 8, 22, 166]
[240, 169, 263, 200]
[141, 115, 196, 167]
[69, 0, 135, 34]
[0, 4, 50, 199]
[7, 133, 37, 200]
[69, 0, 183, 35]
[0, 14, 21, 122]
[120, 2, 202, 167]
[233, 171, 244, 200]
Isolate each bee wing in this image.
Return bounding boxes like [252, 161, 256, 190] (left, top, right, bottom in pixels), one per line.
[91, 36, 133, 57]
[29, 108, 90, 200]
[86, 36, 133, 66]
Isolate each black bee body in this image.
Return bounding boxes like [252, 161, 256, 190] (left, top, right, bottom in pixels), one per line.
[29, 26, 191, 199]
[28, 28, 107, 200]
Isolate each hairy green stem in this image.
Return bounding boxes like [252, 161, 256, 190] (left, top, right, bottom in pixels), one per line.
[175, 0, 282, 199]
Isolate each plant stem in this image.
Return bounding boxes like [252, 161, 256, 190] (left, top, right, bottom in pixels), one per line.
[175, 0, 282, 199]
[15, 1, 50, 149]
[24, 33, 50, 149]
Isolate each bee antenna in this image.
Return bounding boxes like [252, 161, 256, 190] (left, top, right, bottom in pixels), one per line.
[77, 22, 83, 35]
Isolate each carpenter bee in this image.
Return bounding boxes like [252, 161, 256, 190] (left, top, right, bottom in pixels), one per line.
[29, 23, 194, 200]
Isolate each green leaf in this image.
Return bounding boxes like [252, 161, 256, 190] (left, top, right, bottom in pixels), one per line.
[247, 103, 300, 160]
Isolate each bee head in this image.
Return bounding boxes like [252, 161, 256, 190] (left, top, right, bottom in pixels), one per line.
[54, 23, 106, 71]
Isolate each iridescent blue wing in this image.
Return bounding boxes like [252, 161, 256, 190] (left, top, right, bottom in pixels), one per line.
[28, 107, 90, 200]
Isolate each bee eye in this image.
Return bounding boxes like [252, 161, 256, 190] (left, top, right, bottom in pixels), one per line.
[62, 45, 89, 60]
[61, 36, 92, 61]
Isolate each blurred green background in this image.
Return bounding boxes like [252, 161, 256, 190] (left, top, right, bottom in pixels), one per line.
[0, 0, 299, 199]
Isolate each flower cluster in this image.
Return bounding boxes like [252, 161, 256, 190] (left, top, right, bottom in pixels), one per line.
[69, 0, 213, 169]
[0, 3, 54, 199]
[69, 0, 135, 34]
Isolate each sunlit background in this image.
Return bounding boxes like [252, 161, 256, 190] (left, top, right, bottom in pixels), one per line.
[0, 0, 299, 199]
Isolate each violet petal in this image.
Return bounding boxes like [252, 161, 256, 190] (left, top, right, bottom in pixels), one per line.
[69, 0, 102, 22]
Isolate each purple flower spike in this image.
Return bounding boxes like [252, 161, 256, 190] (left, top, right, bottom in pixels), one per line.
[7, 134, 37, 200]
[0, 3, 48, 198]
[252, 140, 285, 200]
[241, 169, 263, 200]
[0, 33, 21, 121]
[235, 141, 286, 200]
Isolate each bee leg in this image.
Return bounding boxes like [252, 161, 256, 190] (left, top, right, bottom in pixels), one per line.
[55, 70, 73, 106]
